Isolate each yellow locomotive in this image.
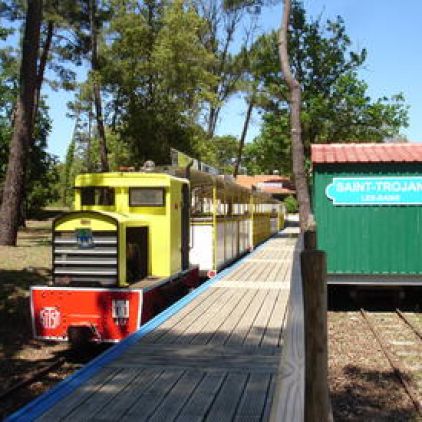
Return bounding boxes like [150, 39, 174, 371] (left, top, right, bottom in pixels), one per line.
[30, 167, 285, 344]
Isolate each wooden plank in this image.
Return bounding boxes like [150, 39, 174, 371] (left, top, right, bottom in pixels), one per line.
[255, 261, 274, 283]
[108, 355, 279, 374]
[270, 236, 305, 422]
[175, 373, 226, 422]
[37, 368, 119, 421]
[263, 261, 282, 282]
[205, 373, 249, 422]
[250, 259, 273, 281]
[261, 374, 276, 421]
[268, 258, 291, 282]
[170, 288, 241, 345]
[121, 369, 185, 421]
[207, 289, 257, 346]
[211, 281, 290, 290]
[229, 260, 264, 284]
[226, 289, 269, 346]
[261, 290, 289, 348]
[189, 289, 248, 345]
[243, 289, 279, 347]
[107, 345, 279, 375]
[91, 368, 163, 421]
[106, 364, 278, 375]
[265, 260, 281, 281]
[233, 258, 290, 284]
[148, 370, 204, 422]
[223, 262, 249, 283]
[260, 246, 296, 252]
[142, 287, 226, 343]
[115, 343, 278, 357]
[274, 256, 293, 282]
[62, 368, 141, 421]
[234, 373, 272, 421]
[143, 287, 227, 344]
[224, 260, 256, 281]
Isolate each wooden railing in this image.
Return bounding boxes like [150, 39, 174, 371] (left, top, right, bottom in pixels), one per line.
[270, 234, 305, 421]
[270, 230, 333, 422]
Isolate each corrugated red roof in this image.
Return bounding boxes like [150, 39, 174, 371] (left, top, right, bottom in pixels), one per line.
[311, 143, 422, 164]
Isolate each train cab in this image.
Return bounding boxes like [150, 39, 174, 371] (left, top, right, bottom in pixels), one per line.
[54, 172, 192, 286]
[31, 171, 198, 344]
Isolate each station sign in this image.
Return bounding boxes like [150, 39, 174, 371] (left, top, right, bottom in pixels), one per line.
[326, 177, 422, 205]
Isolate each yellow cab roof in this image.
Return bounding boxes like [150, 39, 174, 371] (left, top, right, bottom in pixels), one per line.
[74, 171, 188, 188]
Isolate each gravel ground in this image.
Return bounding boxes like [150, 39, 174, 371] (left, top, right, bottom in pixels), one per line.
[0, 360, 78, 420]
[328, 310, 421, 421]
[0, 336, 108, 419]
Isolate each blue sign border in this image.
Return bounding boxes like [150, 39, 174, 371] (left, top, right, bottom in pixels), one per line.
[325, 176, 422, 206]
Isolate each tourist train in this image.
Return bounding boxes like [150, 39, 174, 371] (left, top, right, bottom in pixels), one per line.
[30, 165, 285, 345]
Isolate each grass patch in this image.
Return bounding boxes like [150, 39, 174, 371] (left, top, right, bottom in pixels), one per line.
[0, 220, 52, 272]
[0, 216, 58, 357]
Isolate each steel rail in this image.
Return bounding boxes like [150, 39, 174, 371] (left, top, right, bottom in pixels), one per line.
[0, 357, 66, 402]
[360, 309, 422, 417]
[396, 308, 422, 341]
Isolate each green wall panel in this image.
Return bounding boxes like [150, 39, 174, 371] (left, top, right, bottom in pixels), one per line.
[313, 163, 422, 275]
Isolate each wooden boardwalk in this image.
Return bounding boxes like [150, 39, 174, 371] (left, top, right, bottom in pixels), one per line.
[13, 229, 302, 422]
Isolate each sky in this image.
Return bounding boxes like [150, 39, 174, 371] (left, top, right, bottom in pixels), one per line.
[42, 0, 422, 160]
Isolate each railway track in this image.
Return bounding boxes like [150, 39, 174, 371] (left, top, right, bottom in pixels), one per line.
[360, 308, 422, 416]
[396, 308, 422, 340]
[0, 357, 67, 403]
[0, 345, 108, 419]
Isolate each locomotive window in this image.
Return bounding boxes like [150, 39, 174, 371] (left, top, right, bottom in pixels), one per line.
[80, 187, 115, 206]
[130, 188, 165, 207]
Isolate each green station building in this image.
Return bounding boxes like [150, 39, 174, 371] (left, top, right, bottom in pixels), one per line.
[312, 143, 422, 285]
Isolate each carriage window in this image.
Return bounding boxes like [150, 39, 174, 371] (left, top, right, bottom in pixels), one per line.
[80, 187, 115, 206]
[130, 188, 165, 207]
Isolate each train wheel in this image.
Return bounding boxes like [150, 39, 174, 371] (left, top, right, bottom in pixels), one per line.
[68, 326, 93, 349]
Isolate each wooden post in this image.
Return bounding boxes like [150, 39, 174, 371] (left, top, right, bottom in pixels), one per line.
[304, 229, 317, 250]
[301, 248, 332, 422]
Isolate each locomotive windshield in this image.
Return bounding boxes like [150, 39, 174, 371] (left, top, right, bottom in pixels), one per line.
[129, 187, 165, 207]
[80, 187, 115, 206]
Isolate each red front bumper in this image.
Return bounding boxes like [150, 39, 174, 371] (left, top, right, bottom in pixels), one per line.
[30, 287, 143, 343]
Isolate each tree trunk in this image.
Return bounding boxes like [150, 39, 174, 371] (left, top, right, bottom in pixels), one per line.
[205, 11, 238, 139]
[207, 106, 217, 138]
[0, 0, 43, 246]
[33, 20, 54, 125]
[17, 20, 54, 227]
[278, 0, 311, 231]
[233, 98, 254, 177]
[89, 0, 109, 172]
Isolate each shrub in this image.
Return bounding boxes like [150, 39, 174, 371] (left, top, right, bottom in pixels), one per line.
[284, 195, 298, 214]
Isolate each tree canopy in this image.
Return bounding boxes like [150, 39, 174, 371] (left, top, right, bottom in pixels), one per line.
[243, 1, 408, 175]
[0, 0, 411, 232]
